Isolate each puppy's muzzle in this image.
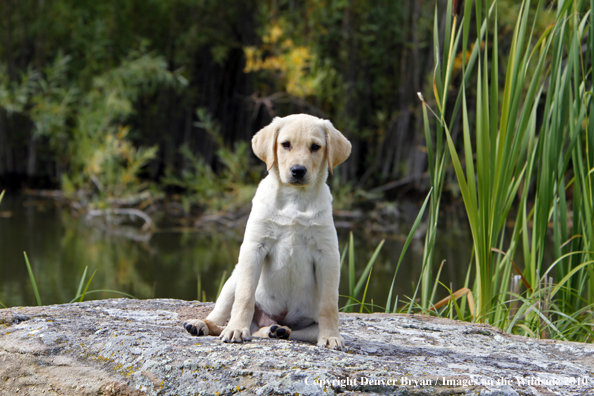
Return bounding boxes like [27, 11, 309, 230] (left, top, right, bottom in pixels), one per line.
[290, 165, 307, 183]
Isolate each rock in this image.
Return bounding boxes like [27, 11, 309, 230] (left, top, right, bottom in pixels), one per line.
[0, 299, 593, 395]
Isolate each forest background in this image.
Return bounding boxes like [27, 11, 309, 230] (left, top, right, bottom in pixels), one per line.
[0, 0, 547, 209]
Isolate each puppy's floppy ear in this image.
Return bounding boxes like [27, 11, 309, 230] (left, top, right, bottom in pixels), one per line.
[324, 120, 352, 174]
[252, 117, 281, 171]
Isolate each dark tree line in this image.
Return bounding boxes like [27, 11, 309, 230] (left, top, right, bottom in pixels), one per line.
[0, 0, 534, 200]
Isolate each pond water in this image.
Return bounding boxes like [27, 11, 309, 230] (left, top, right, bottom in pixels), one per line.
[0, 193, 475, 310]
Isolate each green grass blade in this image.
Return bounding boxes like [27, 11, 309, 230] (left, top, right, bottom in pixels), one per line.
[340, 297, 384, 314]
[354, 239, 385, 298]
[422, 95, 435, 182]
[359, 267, 374, 314]
[443, 117, 478, 243]
[432, 4, 443, 113]
[461, 89, 477, 209]
[23, 252, 42, 306]
[442, 281, 464, 320]
[348, 231, 355, 311]
[550, 261, 594, 300]
[340, 244, 348, 269]
[216, 270, 227, 300]
[76, 266, 89, 301]
[429, 260, 446, 307]
[68, 290, 135, 304]
[79, 270, 97, 302]
[383, 187, 431, 313]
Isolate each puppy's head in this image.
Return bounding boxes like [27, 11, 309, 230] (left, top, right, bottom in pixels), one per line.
[252, 114, 351, 186]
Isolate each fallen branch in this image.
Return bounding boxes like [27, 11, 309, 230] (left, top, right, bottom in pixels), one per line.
[430, 287, 476, 321]
[86, 208, 154, 232]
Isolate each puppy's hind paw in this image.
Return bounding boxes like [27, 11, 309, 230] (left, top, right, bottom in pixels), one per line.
[183, 319, 209, 336]
[268, 325, 291, 340]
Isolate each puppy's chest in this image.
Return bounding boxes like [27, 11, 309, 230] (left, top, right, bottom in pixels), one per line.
[263, 207, 325, 260]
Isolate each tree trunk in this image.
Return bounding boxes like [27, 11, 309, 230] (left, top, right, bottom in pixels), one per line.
[0, 110, 6, 176]
[4, 0, 17, 81]
[26, 135, 37, 177]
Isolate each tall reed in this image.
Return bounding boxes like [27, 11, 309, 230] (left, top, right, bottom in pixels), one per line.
[422, 0, 593, 339]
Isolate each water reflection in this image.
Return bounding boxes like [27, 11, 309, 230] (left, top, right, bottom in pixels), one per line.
[0, 193, 474, 309]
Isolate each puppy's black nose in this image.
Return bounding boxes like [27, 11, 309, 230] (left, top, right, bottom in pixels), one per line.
[290, 165, 307, 179]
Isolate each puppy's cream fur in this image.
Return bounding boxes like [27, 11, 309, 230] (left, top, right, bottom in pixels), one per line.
[184, 114, 351, 349]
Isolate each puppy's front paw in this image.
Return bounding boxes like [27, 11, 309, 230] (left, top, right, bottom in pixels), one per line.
[318, 334, 345, 350]
[183, 319, 210, 336]
[268, 324, 291, 339]
[220, 325, 251, 343]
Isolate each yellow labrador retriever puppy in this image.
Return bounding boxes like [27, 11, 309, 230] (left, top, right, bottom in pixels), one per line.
[184, 114, 351, 349]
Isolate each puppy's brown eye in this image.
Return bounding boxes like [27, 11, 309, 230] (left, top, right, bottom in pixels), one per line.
[281, 141, 291, 149]
[311, 143, 321, 152]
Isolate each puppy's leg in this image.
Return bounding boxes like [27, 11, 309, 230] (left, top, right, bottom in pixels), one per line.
[205, 271, 237, 325]
[184, 271, 237, 337]
[252, 324, 292, 340]
[289, 324, 319, 343]
[315, 248, 345, 350]
[252, 323, 319, 342]
[219, 241, 266, 343]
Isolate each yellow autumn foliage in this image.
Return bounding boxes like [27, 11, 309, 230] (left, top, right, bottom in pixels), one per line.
[243, 23, 319, 98]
